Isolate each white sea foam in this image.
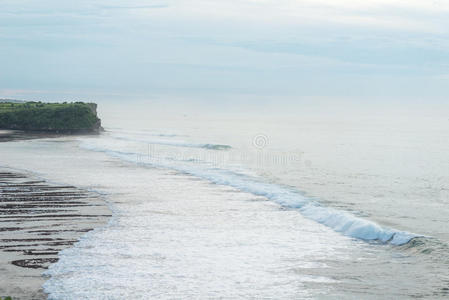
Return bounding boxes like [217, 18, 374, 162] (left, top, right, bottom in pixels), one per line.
[80, 139, 416, 245]
[41, 160, 354, 299]
[108, 132, 232, 150]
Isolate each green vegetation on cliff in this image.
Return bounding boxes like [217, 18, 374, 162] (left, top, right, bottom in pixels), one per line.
[0, 102, 101, 132]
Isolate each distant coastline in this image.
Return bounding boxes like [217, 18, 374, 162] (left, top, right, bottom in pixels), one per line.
[0, 99, 25, 103]
[0, 101, 102, 134]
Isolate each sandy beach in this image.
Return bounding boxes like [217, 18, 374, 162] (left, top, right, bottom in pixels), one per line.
[0, 161, 111, 298]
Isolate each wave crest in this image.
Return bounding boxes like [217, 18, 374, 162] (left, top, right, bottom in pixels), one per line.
[80, 140, 417, 246]
[109, 134, 232, 151]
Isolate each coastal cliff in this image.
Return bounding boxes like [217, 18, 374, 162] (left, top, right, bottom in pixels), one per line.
[0, 102, 102, 133]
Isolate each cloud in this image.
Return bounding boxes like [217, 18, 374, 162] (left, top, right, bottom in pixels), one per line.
[1, 0, 448, 101]
[97, 4, 169, 10]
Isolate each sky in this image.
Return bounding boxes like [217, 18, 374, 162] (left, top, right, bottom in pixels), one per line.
[0, 0, 448, 106]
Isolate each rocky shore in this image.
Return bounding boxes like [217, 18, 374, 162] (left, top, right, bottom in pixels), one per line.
[0, 169, 111, 299]
[0, 130, 65, 143]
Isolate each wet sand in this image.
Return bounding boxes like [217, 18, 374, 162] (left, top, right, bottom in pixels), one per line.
[0, 130, 57, 143]
[0, 169, 111, 299]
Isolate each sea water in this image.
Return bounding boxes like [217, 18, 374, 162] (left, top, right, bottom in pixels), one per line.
[1, 104, 448, 299]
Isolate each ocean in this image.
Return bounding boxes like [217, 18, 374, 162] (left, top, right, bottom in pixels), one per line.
[1, 103, 448, 299]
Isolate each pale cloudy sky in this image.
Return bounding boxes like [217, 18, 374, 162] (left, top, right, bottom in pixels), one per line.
[1, 0, 448, 104]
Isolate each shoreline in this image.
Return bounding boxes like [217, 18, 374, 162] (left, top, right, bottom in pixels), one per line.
[0, 129, 100, 143]
[0, 165, 111, 298]
[0, 130, 60, 143]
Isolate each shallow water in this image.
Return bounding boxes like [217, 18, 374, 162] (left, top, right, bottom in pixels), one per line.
[1, 108, 449, 298]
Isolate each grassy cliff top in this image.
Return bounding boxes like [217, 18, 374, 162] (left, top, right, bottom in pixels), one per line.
[0, 101, 101, 133]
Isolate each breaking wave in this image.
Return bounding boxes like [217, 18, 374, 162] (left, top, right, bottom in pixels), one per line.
[108, 134, 232, 150]
[80, 139, 417, 246]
